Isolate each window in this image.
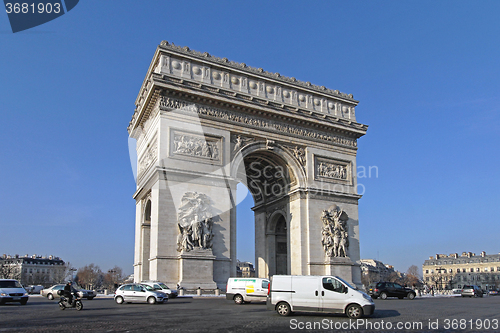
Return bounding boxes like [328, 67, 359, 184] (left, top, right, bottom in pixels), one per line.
[425, 270, 429, 274]
[470, 268, 474, 272]
[262, 280, 269, 289]
[322, 277, 345, 293]
[133, 285, 145, 292]
[457, 269, 460, 273]
[476, 268, 480, 272]
[449, 269, 453, 273]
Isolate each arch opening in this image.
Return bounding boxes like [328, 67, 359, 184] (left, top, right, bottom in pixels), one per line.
[233, 148, 296, 278]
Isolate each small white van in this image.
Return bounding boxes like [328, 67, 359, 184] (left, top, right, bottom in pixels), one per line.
[267, 275, 374, 318]
[226, 277, 269, 304]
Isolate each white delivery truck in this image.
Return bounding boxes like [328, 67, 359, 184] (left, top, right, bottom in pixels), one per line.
[226, 277, 270, 304]
[267, 275, 374, 318]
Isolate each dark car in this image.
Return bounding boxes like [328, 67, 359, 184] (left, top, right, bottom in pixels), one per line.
[368, 282, 416, 300]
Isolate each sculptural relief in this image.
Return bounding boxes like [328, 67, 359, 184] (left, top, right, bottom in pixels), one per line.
[232, 135, 254, 154]
[176, 192, 215, 252]
[173, 133, 219, 160]
[317, 162, 347, 180]
[138, 141, 158, 176]
[321, 205, 349, 258]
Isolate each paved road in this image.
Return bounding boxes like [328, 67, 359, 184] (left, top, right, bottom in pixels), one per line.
[0, 295, 499, 332]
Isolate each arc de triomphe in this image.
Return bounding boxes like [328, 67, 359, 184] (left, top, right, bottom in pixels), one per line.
[128, 41, 368, 289]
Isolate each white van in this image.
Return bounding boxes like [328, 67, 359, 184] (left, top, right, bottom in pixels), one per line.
[226, 277, 269, 304]
[267, 275, 374, 318]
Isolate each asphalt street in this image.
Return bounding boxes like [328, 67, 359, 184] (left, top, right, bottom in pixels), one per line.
[0, 295, 499, 333]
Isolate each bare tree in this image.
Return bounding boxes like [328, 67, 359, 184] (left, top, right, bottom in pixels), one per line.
[103, 266, 124, 291]
[404, 265, 421, 287]
[0, 262, 21, 280]
[75, 264, 103, 290]
[53, 262, 76, 284]
[361, 270, 380, 289]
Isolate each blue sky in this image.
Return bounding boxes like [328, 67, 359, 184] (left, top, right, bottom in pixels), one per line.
[1, 1, 499, 276]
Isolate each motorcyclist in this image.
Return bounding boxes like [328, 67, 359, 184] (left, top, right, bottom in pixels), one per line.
[63, 281, 77, 305]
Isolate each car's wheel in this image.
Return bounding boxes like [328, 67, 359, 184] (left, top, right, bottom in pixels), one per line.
[346, 304, 363, 319]
[59, 302, 65, 310]
[407, 292, 416, 300]
[20, 299, 28, 305]
[47, 293, 54, 300]
[115, 296, 124, 304]
[276, 302, 291, 316]
[234, 294, 244, 305]
[147, 296, 156, 304]
[380, 292, 388, 300]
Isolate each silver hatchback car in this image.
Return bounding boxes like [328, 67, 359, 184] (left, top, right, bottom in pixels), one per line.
[461, 285, 483, 298]
[114, 283, 167, 304]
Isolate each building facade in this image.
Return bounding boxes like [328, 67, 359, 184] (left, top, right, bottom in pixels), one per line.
[359, 259, 401, 286]
[0, 254, 66, 287]
[423, 251, 500, 290]
[236, 261, 256, 277]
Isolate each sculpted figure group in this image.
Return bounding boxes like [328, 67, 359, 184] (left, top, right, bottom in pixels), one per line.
[321, 205, 349, 258]
[173, 134, 219, 160]
[177, 192, 214, 252]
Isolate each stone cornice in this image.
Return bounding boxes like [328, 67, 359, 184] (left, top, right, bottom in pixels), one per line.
[129, 42, 368, 135]
[157, 41, 357, 102]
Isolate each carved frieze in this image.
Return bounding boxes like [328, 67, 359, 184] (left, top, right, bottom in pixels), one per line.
[314, 155, 352, 184]
[170, 129, 222, 165]
[160, 97, 358, 148]
[138, 140, 158, 177]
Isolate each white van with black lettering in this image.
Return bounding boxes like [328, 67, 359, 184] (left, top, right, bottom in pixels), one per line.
[226, 277, 269, 304]
[266, 275, 374, 318]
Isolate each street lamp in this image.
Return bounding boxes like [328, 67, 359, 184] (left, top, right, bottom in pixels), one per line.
[436, 268, 446, 290]
[108, 269, 117, 290]
[69, 268, 76, 281]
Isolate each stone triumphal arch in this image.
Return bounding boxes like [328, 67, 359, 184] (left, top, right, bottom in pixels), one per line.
[128, 41, 368, 289]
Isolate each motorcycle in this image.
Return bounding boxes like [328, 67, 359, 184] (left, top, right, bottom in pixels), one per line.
[57, 290, 83, 311]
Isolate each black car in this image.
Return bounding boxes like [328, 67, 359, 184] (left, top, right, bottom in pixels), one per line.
[368, 282, 416, 300]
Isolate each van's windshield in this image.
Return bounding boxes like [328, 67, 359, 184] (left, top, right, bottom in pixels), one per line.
[334, 276, 357, 290]
[0, 280, 22, 288]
